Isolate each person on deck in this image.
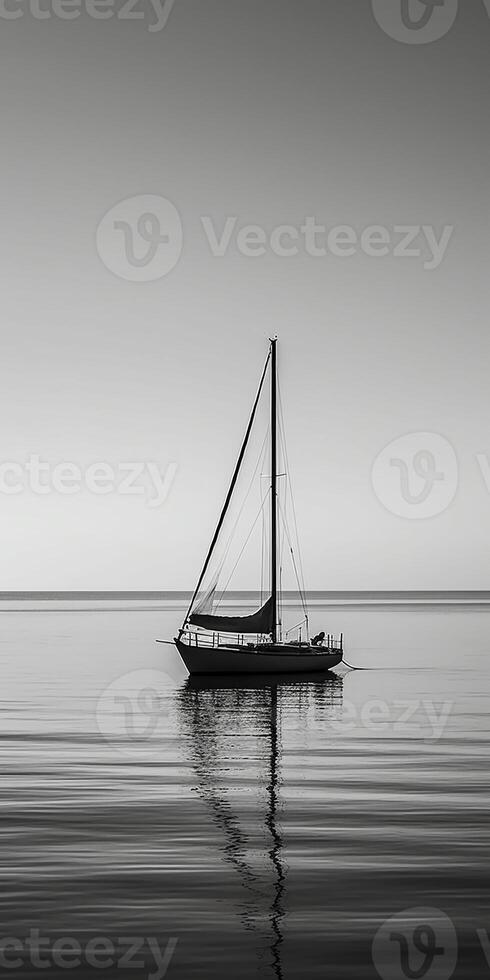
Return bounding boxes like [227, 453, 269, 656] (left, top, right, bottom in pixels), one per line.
[311, 631, 325, 647]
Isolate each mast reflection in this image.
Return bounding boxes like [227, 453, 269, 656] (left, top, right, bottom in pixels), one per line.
[177, 672, 343, 979]
[266, 685, 285, 979]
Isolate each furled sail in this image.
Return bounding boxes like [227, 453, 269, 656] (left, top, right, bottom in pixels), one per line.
[189, 595, 274, 635]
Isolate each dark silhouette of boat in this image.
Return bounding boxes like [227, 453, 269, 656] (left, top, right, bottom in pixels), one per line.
[159, 339, 343, 675]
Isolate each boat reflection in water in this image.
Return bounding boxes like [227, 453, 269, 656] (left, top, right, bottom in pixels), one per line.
[177, 672, 343, 980]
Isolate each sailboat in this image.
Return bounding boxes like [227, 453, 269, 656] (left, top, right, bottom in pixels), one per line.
[161, 338, 344, 675]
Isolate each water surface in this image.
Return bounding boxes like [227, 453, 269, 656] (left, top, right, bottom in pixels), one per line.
[0, 596, 488, 978]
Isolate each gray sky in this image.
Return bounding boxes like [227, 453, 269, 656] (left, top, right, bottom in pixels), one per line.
[0, 0, 489, 590]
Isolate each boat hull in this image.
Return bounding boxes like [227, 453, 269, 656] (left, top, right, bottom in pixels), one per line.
[172, 639, 342, 675]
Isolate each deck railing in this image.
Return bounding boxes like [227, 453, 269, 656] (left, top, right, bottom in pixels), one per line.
[181, 630, 260, 648]
[181, 629, 344, 651]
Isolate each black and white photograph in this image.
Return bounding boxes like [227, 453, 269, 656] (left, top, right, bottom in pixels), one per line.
[0, 2, 489, 978]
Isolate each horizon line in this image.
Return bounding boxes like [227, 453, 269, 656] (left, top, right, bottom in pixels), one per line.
[2, 590, 490, 599]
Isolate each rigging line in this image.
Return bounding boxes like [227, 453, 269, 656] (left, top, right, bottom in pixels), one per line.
[276, 420, 288, 633]
[278, 386, 307, 604]
[260, 466, 269, 607]
[215, 426, 270, 613]
[285, 618, 307, 637]
[279, 418, 308, 621]
[277, 496, 305, 601]
[260, 507, 265, 607]
[278, 521, 308, 624]
[277, 381, 309, 613]
[278, 498, 287, 630]
[277, 499, 309, 620]
[259, 426, 271, 609]
[183, 347, 271, 626]
[216, 490, 272, 604]
[215, 424, 270, 590]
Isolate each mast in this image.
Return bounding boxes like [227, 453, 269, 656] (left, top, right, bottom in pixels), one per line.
[271, 337, 278, 643]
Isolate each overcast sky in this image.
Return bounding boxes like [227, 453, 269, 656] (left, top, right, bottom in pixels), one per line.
[0, 0, 488, 590]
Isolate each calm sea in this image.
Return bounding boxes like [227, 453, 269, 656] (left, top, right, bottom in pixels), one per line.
[0, 595, 489, 979]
